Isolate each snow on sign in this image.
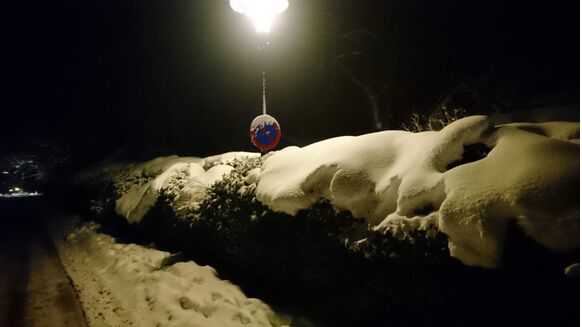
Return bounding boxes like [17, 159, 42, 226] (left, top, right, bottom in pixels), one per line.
[249, 114, 281, 152]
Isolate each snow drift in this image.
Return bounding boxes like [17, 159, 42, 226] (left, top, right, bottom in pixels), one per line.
[257, 116, 579, 267]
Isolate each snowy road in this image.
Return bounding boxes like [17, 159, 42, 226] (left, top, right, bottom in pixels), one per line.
[0, 198, 87, 327]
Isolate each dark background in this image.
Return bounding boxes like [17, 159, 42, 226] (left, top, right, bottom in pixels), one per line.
[1, 0, 579, 165]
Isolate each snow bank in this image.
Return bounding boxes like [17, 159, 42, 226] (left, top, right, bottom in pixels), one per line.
[54, 220, 289, 327]
[257, 116, 579, 268]
[114, 152, 258, 223]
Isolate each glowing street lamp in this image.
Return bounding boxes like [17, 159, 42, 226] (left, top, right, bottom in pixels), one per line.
[229, 0, 289, 33]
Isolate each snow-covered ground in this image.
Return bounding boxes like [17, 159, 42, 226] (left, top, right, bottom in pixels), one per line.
[50, 217, 290, 327]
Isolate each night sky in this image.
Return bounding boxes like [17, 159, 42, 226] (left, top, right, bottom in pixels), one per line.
[2, 0, 579, 164]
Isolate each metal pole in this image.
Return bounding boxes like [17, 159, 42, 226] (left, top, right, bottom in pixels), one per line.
[262, 71, 267, 115]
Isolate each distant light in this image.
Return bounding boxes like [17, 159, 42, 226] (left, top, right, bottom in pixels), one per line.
[229, 0, 289, 33]
[14, 187, 21, 192]
[1, 171, 8, 174]
[0, 191, 42, 198]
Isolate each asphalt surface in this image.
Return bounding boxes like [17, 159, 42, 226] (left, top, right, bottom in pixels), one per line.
[0, 198, 86, 327]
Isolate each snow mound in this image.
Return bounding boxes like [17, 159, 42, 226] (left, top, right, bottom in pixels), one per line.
[114, 152, 258, 223]
[257, 116, 579, 267]
[55, 220, 289, 327]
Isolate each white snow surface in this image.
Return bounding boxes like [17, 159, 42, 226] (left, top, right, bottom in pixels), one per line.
[257, 116, 579, 268]
[53, 219, 289, 327]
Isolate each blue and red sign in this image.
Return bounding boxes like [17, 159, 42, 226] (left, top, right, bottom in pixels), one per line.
[249, 114, 281, 152]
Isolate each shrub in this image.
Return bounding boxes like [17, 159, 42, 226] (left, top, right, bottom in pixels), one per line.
[402, 106, 467, 132]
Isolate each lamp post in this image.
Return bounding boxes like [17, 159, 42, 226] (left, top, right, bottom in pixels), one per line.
[229, 0, 288, 153]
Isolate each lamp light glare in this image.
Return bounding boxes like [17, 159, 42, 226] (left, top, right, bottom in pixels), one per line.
[230, 0, 289, 33]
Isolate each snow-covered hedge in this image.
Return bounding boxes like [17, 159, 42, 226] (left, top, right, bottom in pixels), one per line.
[72, 116, 579, 326]
[79, 155, 462, 325]
[78, 116, 579, 270]
[257, 116, 579, 267]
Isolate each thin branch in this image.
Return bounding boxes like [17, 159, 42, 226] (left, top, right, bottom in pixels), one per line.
[336, 62, 370, 93]
[378, 83, 390, 97]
